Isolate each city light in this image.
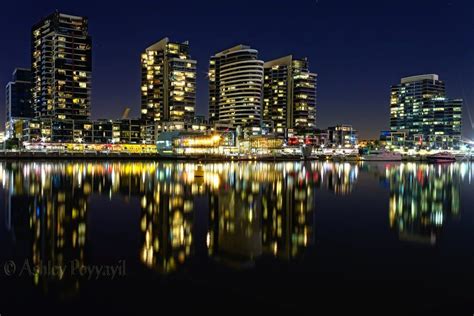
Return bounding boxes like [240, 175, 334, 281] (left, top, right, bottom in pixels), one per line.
[1, 3, 474, 314]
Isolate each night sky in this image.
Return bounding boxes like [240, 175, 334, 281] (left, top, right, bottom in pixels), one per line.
[1, 0, 473, 139]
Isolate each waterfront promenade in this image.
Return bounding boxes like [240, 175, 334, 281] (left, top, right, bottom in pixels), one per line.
[1, 150, 473, 162]
[0, 150, 305, 161]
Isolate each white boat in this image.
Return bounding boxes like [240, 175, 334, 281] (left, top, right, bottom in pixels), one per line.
[454, 153, 470, 161]
[362, 150, 402, 161]
[427, 152, 455, 163]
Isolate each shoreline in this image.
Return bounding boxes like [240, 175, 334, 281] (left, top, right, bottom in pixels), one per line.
[0, 151, 472, 162]
[0, 152, 308, 162]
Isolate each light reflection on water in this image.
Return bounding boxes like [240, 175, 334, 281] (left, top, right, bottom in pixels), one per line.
[0, 160, 472, 300]
[363, 162, 468, 245]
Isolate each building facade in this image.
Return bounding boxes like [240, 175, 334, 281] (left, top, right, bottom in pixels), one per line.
[263, 55, 317, 137]
[5, 68, 33, 139]
[390, 74, 462, 149]
[209, 45, 264, 128]
[327, 125, 358, 147]
[141, 38, 196, 123]
[21, 118, 156, 145]
[31, 12, 92, 121]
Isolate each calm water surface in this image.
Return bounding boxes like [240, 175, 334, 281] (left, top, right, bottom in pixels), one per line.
[0, 161, 473, 314]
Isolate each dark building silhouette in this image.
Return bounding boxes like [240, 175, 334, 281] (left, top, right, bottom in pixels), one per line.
[5, 68, 33, 138]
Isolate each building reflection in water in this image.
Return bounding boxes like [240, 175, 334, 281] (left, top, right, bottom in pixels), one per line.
[387, 163, 463, 245]
[367, 162, 469, 245]
[207, 162, 317, 267]
[0, 160, 364, 295]
[1, 162, 87, 297]
[317, 162, 359, 195]
[139, 163, 196, 274]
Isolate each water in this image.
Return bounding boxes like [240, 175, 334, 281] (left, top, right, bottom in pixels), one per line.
[0, 161, 473, 314]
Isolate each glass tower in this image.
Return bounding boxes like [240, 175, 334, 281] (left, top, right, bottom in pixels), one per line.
[31, 12, 92, 121]
[5, 68, 33, 138]
[390, 74, 462, 149]
[141, 38, 196, 123]
[263, 55, 317, 137]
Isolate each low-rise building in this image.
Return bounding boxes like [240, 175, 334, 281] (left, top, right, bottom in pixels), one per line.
[327, 125, 358, 147]
[156, 131, 222, 156]
[21, 118, 156, 145]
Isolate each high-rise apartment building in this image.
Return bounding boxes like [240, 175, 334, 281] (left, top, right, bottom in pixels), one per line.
[31, 12, 92, 121]
[209, 45, 264, 128]
[263, 55, 317, 136]
[141, 38, 196, 123]
[390, 74, 462, 149]
[5, 68, 33, 138]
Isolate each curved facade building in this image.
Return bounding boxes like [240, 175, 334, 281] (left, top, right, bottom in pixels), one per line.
[209, 45, 264, 128]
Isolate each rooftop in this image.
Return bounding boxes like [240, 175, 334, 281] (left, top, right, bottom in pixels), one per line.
[401, 74, 439, 84]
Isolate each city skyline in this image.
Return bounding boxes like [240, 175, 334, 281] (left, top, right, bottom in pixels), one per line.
[0, 2, 473, 312]
[0, 0, 473, 139]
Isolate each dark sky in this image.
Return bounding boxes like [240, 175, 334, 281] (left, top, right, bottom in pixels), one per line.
[1, 0, 473, 139]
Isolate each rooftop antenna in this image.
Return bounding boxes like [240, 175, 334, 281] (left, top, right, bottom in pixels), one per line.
[121, 107, 130, 120]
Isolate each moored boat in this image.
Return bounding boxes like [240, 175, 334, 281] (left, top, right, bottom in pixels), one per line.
[427, 152, 455, 163]
[454, 153, 470, 161]
[362, 150, 402, 161]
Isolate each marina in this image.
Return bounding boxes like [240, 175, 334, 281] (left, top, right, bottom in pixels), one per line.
[1, 147, 473, 162]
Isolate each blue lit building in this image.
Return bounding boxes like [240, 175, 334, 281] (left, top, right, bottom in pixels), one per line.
[5, 68, 33, 139]
[390, 74, 462, 149]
